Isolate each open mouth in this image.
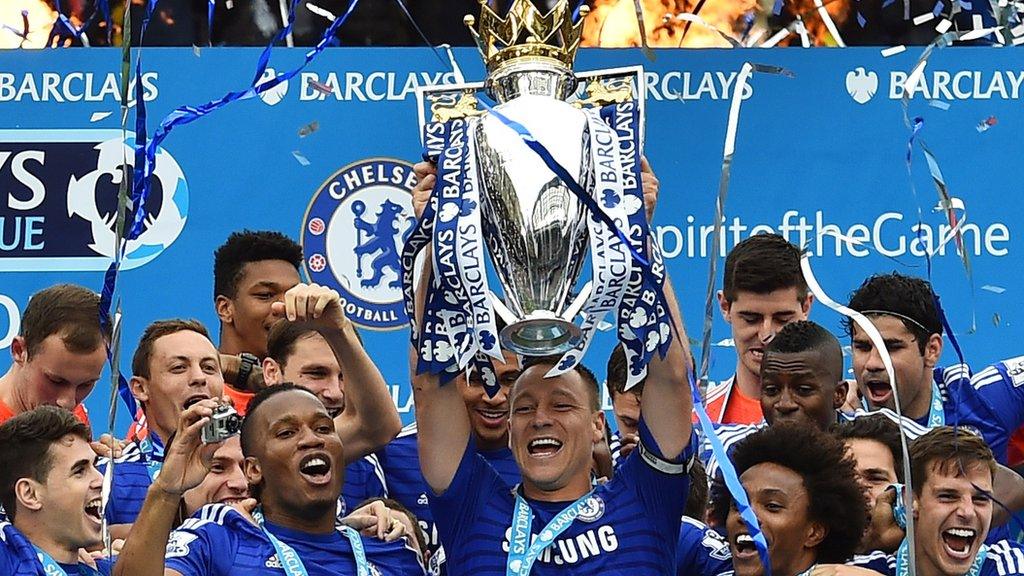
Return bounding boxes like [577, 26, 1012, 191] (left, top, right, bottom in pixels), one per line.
[298, 453, 333, 485]
[327, 407, 343, 419]
[183, 394, 211, 410]
[732, 533, 758, 559]
[865, 379, 893, 404]
[527, 437, 563, 458]
[749, 348, 764, 362]
[941, 528, 977, 559]
[84, 498, 103, 524]
[476, 408, 507, 426]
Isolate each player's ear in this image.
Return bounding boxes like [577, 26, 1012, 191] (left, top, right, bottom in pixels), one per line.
[215, 295, 234, 324]
[592, 411, 606, 445]
[244, 456, 263, 488]
[717, 291, 731, 322]
[262, 357, 282, 386]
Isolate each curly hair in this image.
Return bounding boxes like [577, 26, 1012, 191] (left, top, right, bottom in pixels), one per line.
[213, 230, 303, 300]
[710, 424, 867, 565]
[844, 273, 942, 354]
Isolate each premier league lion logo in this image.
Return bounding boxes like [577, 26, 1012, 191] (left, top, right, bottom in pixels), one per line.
[302, 158, 417, 330]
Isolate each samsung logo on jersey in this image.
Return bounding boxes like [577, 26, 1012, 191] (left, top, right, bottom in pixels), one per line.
[0, 72, 159, 104]
[643, 71, 753, 102]
[298, 71, 461, 102]
[890, 70, 1024, 100]
[502, 526, 619, 565]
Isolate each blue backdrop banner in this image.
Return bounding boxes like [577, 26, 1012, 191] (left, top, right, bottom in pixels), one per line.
[0, 47, 1020, 432]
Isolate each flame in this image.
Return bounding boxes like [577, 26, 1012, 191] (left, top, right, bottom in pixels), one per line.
[581, 0, 850, 48]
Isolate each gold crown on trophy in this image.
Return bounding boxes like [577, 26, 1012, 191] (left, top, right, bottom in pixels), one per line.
[465, 0, 589, 73]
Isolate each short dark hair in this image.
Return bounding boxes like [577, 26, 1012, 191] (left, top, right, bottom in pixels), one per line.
[763, 320, 843, 383]
[845, 273, 942, 354]
[266, 320, 358, 369]
[832, 414, 906, 483]
[0, 406, 91, 521]
[685, 457, 709, 520]
[213, 230, 303, 300]
[606, 345, 646, 398]
[520, 355, 600, 412]
[132, 319, 213, 379]
[21, 284, 110, 358]
[909, 427, 996, 496]
[240, 382, 318, 457]
[723, 234, 807, 302]
[711, 424, 866, 565]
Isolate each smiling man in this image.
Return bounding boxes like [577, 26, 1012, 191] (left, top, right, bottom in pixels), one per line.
[113, 385, 425, 576]
[103, 319, 225, 531]
[847, 273, 1024, 465]
[711, 424, 866, 576]
[411, 257, 695, 575]
[0, 284, 110, 425]
[0, 406, 112, 575]
[853, 427, 1024, 576]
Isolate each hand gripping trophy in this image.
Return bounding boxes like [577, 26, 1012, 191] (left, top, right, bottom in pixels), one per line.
[402, 0, 672, 393]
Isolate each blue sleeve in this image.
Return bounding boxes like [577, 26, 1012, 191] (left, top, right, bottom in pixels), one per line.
[164, 517, 236, 576]
[676, 518, 732, 576]
[972, 356, 1024, 431]
[848, 551, 895, 575]
[342, 456, 388, 511]
[428, 438, 505, 555]
[99, 463, 150, 525]
[618, 418, 694, 540]
[96, 557, 115, 576]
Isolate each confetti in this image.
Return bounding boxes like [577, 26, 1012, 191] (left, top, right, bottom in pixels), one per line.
[307, 78, 334, 95]
[292, 151, 310, 166]
[192, 45, 201, 57]
[596, 320, 614, 331]
[1011, 24, 1024, 37]
[306, 3, 337, 21]
[982, 285, 1006, 294]
[935, 19, 952, 33]
[298, 120, 320, 137]
[993, 313, 1001, 326]
[881, 45, 906, 57]
[913, 12, 936, 24]
[90, 111, 113, 122]
[928, 100, 951, 110]
[1015, 36, 1024, 46]
[972, 14, 983, 30]
[975, 116, 997, 132]
[713, 338, 735, 347]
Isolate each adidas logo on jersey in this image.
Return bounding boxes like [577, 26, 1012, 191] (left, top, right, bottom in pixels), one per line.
[266, 554, 283, 568]
[418, 493, 429, 506]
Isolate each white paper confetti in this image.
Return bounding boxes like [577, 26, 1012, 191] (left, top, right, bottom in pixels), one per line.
[935, 19, 953, 33]
[90, 111, 112, 122]
[913, 12, 936, 25]
[928, 100, 951, 110]
[982, 285, 1007, 294]
[292, 151, 310, 166]
[881, 45, 907, 57]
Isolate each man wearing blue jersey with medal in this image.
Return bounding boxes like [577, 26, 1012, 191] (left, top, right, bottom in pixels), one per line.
[0, 406, 113, 575]
[113, 288, 425, 576]
[848, 273, 1024, 465]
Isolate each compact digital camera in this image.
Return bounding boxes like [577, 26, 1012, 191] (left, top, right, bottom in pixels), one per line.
[201, 405, 242, 444]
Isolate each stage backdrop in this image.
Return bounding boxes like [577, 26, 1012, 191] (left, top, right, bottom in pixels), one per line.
[0, 47, 1020, 434]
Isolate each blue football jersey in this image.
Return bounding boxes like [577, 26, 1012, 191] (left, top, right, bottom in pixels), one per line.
[1, 521, 113, 575]
[165, 504, 424, 575]
[855, 539, 1024, 575]
[676, 517, 732, 576]
[341, 454, 388, 513]
[429, 419, 693, 576]
[99, 437, 163, 526]
[377, 422, 520, 572]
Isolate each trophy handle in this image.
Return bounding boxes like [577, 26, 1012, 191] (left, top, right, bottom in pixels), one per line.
[570, 65, 646, 149]
[415, 81, 487, 146]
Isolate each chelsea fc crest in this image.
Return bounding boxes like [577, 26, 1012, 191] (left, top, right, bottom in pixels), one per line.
[302, 158, 418, 330]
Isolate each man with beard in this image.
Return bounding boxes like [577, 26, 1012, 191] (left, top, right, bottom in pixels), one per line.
[846, 273, 1024, 465]
[113, 384, 424, 575]
[0, 406, 112, 575]
[852, 427, 1024, 576]
[711, 424, 867, 576]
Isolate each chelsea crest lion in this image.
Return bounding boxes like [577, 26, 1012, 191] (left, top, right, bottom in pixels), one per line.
[302, 158, 418, 330]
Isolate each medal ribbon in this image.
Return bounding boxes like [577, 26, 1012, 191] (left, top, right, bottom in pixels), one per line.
[505, 491, 594, 576]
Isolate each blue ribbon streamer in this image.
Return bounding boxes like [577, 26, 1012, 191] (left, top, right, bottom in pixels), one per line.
[690, 370, 772, 576]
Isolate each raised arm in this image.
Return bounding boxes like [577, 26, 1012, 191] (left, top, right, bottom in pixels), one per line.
[113, 399, 223, 576]
[273, 284, 402, 463]
[409, 160, 472, 494]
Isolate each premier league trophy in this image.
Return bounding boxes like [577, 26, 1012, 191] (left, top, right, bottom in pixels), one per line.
[403, 0, 671, 392]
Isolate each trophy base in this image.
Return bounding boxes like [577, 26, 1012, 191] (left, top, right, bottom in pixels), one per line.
[500, 317, 582, 357]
